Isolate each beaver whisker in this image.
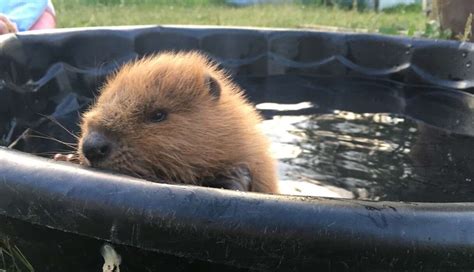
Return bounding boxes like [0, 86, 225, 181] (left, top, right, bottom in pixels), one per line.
[27, 134, 78, 150]
[34, 149, 76, 155]
[38, 114, 80, 140]
[116, 162, 155, 182]
[152, 150, 199, 171]
[105, 151, 158, 181]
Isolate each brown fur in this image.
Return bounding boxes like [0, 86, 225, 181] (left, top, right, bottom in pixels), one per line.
[79, 51, 278, 193]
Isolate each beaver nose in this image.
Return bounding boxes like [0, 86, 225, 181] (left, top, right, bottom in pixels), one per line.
[81, 131, 112, 164]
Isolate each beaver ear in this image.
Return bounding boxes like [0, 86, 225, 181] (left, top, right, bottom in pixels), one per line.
[205, 74, 221, 101]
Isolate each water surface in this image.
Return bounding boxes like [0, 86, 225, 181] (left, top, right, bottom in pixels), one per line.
[260, 107, 474, 202]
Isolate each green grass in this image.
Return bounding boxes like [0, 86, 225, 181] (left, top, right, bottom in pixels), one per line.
[52, 0, 444, 38]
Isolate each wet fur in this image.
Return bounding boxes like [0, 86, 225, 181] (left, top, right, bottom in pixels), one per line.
[79, 52, 278, 193]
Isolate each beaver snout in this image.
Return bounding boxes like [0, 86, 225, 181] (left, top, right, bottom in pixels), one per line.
[81, 131, 112, 165]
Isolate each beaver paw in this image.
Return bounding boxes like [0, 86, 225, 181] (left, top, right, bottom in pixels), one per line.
[202, 166, 251, 191]
[53, 153, 81, 164]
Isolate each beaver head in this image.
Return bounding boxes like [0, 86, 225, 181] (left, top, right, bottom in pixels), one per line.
[78, 52, 271, 186]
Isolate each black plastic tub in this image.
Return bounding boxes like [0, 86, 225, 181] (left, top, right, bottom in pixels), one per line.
[0, 26, 473, 271]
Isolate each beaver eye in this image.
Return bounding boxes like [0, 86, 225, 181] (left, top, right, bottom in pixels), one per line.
[150, 110, 167, 123]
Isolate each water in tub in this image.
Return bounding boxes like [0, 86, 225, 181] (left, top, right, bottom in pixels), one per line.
[259, 103, 474, 202]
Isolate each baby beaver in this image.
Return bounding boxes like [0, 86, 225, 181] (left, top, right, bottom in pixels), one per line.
[57, 52, 278, 193]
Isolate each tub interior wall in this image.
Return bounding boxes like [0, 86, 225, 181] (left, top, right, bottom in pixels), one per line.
[0, 26, 474, 202]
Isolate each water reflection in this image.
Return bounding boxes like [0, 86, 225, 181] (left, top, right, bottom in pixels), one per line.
[261, 107, 474, 202]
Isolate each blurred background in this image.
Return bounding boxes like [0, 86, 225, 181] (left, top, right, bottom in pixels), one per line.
[52, 0, 474, 41]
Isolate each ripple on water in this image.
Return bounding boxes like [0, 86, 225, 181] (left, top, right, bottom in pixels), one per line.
[261, 108, 474, 202]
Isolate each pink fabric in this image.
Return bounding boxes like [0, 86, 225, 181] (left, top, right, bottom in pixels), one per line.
[30, 10, 55, 30]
